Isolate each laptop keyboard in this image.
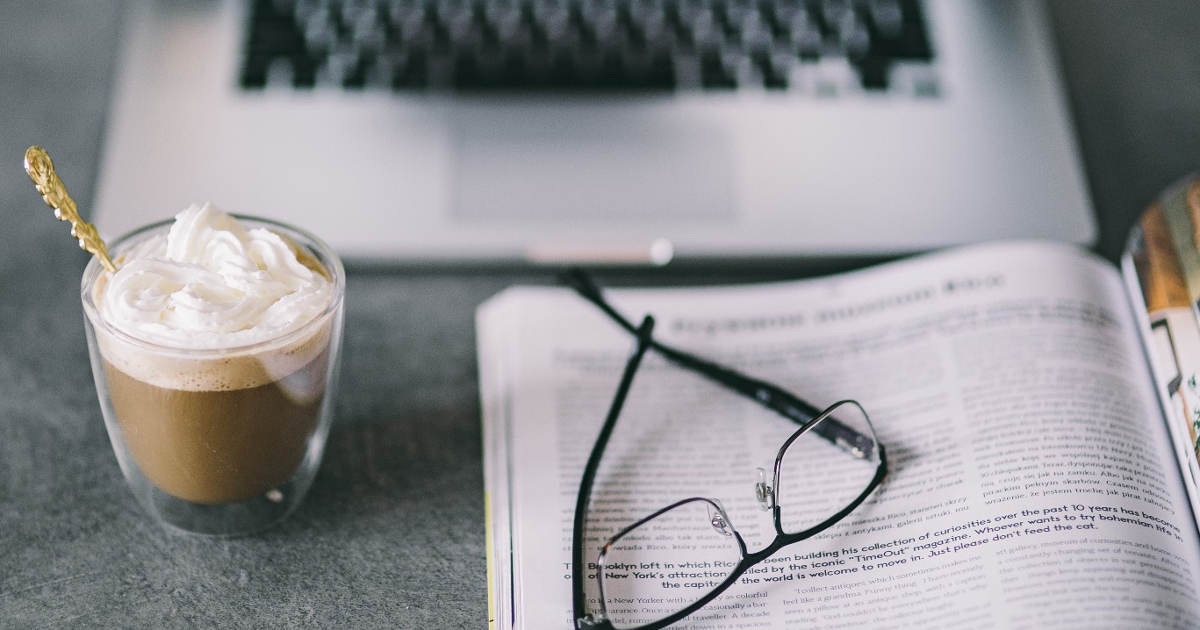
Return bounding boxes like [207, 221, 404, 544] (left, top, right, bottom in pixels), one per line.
[240, 0, 935, 92]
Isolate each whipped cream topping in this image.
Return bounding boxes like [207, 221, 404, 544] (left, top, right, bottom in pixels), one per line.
[99, 203, 333, 349]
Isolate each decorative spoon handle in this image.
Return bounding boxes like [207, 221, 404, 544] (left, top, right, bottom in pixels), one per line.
[24, 145, 117, 273]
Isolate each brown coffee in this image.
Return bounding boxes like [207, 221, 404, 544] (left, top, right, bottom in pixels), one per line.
[102, 349, 329, 505]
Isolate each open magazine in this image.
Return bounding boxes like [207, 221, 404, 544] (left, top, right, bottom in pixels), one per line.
[479, 177, 1200, 630]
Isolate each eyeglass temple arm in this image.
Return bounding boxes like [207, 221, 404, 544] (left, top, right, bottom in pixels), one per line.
[561, 268, 865, 453]
[571, 315, 657, 623]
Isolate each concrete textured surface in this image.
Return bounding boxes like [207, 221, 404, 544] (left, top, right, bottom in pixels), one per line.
[0, 1, 1197, 627]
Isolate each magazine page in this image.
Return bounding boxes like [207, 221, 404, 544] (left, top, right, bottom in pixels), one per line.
[480, 241, 1200, 629]
[1124, 174, 1200, 521]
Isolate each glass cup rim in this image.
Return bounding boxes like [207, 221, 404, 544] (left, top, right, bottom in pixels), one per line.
[80, 214, 346, 358]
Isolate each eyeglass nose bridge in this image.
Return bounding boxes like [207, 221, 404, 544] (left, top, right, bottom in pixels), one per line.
[754, 467, 775, 511]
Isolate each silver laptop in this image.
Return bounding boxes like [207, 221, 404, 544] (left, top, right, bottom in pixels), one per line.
[94, 0, 1094, 264]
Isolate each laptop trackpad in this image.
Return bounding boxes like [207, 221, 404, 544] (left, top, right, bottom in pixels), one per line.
[450, 106, 735, 223]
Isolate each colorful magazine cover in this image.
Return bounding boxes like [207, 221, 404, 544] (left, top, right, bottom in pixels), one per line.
[1127, 175, 1200, 477]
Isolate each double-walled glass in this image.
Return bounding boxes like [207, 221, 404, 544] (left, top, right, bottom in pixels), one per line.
[80, 216, 345, 536]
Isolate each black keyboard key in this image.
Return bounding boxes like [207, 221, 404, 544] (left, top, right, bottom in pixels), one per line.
[700, 49, 736, 89]
[750, 49, 787, 89]
[643, 47, 676, 88]
[240, 55, 271, 89]
[896, 0, 934, 60]
[342, 55, 372, 88]
[856, 55, 889, 90]
[454, 54, 482, 88]
[391, 49, 429, 88]
[867, 0, 933, 60]
[293, 54, 319, 87]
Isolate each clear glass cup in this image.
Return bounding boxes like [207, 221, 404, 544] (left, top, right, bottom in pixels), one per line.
[80, 216, 345, 536]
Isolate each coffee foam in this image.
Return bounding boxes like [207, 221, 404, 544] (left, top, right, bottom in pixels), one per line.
[98, 203, 333, 350]
[93, 280, 334, 393]
[89, 205, 338, 393]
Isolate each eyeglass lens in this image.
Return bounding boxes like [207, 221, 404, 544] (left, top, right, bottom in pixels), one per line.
[598, 498, 743, 629]
[776, 401, 880, 535]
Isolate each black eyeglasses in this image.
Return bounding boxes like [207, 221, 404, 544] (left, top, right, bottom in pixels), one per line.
[562, 269, 888, 630]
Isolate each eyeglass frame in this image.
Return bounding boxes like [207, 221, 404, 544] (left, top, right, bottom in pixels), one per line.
[562, 269, 888, 630]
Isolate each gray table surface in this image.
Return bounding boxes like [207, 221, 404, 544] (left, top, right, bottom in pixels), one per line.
[2, 2, 1198, 627]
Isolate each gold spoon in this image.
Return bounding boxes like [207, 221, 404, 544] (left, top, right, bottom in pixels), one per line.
[24, 145, 117, 273]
